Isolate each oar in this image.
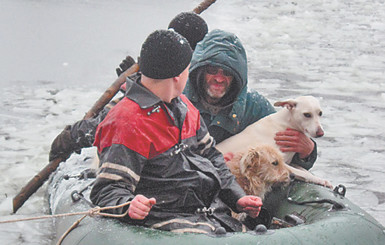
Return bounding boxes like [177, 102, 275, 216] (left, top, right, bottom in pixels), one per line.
[12, 0, 218, 214]
[193, 0, 217, 14]
[12, 63, 139, 213]
[82, 63, 138, 119]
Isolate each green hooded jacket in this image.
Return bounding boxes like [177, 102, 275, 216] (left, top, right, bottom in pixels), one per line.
[183, 29, 316, 169]
[184, 29, 275, 143]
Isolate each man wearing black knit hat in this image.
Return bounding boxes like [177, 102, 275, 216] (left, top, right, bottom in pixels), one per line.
[168, 11, 208, 50]
[89, 29, 262, 234]
[49, 12, 209, 162]
[115, 11, 208, 76]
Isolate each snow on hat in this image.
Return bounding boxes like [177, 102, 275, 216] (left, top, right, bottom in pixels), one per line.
[168, 12, 208, 50]
[139, 29, 193, 79]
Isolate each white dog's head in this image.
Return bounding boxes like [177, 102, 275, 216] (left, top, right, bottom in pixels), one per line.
[274, 96, 324, 138]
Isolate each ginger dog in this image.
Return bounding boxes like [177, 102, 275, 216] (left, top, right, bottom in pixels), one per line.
[227, 145, 291, 220]
[226, 145, 291, 200]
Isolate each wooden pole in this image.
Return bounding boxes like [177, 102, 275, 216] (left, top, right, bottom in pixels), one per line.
[193, 0, 217, 14]
[12, 63, 139, 213]
[83, 63, 139, 119]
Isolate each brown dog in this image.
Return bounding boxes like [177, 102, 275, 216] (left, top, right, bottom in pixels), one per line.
[226, 145, 291, 221]
[226, 145, 291, 200]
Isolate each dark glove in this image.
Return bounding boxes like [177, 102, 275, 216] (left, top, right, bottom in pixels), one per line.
[49, 125, 78, 162]
[115, 56, 136, 76]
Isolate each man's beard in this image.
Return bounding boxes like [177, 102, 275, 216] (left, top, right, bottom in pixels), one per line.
[204, 83, 228, 104]
[206, 88, 226, 101]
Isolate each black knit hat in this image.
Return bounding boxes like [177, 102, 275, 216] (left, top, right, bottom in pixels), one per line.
[139, 30, 193, 79]
[168, 12, 208, 50]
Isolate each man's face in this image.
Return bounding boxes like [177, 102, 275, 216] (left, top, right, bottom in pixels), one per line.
[203, 66, 234, 104]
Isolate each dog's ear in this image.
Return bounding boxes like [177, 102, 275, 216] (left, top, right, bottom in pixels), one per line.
[250, 150, 260, 163]
[274, 100, 297, 110]
[239, 148, 260, 174]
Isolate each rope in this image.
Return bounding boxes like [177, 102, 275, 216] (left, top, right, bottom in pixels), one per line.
[0, 201, 131, 224]
[57, 201, 131, 245]
[56, 215, 87, 245]
[1, 201, 131, 245]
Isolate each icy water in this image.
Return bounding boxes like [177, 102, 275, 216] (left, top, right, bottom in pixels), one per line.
[1, 0, 385, 244]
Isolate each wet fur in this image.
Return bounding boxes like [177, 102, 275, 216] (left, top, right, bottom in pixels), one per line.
[226, 145, 291, 220]
[227, 145, 291, 200]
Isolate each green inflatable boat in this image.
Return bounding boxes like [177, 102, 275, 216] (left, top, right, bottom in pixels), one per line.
[48, 157, 385, 245]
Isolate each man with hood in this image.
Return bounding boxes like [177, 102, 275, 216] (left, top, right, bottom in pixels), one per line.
[184, 29, 317, 169]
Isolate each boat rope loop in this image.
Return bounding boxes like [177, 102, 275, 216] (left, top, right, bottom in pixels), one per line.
[70, 180, 96, 207]
[333, 184, 347, 197]
[286, 181, 346, 211]
[71, 190, 95, 207]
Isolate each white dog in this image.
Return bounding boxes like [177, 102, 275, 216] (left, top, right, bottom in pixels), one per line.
[217, 96, 332, 188]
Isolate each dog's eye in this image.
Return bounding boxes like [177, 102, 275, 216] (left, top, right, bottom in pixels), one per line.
[303, 113, 312, 118]
[272, 161, 279, 166]
[319, 111, 323, 117]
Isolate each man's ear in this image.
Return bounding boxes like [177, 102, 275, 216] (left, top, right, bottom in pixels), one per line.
[173, 74, 181, 83]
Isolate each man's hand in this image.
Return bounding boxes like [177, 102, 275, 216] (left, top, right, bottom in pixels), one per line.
[128, 195, 156, 220]
[275, 128, 314, 159]
[49, 125, 76, 161]
[116, 56, 136, 76]
[236, 196, 263, 218]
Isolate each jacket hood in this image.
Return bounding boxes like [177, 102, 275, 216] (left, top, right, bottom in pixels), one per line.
[185, 29, 248, 106]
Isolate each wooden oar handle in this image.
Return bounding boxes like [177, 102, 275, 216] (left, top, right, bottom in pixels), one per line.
[193, 0, 217, 14]
[83, 63, 139, 120]
[13, 158, 63, 213]
[12, 63, 139, 214]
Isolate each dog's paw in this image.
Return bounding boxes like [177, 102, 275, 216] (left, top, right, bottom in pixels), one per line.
[232, 212, 247, 221]
[321, 179, 333, 189]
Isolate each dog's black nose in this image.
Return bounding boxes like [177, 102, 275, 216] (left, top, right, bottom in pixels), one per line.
[289, 173, 296, 180]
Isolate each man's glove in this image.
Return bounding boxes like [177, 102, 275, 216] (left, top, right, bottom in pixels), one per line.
[115, 56, 136, 76]
[49, 125, 78, 162]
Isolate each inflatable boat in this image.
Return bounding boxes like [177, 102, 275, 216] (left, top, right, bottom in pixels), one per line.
[48, 154, 385, 245]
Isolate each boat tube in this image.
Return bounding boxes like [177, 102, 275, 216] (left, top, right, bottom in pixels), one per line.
[48, 154, 385, 245]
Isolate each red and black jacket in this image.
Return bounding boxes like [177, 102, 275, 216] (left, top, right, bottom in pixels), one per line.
[90, 76, 245, 221]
